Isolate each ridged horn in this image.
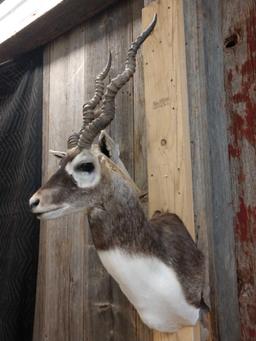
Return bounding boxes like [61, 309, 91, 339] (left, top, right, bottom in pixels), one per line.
[67, 132, 80, 149]
[82, 52, 112, 127]
[77, 14, 157, 150]
[67, 52, 112, 150]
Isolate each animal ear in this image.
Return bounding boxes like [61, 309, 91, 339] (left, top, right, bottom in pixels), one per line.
[98, 130, 120, 162]
[98, 130, 131, 177]
[98, 131, 144, 197]
[49, 150, 67, 159]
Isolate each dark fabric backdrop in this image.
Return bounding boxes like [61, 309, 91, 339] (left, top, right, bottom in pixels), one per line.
[0, 50, 43, 341]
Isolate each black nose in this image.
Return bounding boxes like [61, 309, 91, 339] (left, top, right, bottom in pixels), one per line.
[30, 198, 40, 209]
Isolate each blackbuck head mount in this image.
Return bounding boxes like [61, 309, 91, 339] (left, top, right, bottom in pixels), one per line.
[30, 14, 157, 220]
[30, 14, 207, 334]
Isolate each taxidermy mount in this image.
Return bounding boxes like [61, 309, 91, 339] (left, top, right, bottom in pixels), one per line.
[30, 14, 208, 333]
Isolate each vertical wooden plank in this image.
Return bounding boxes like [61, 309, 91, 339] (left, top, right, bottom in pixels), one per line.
[133, 0, 152, 340]
[133, 0, 148, 193]
[183, 0, 241, 340]
[143, 1, 200, 341]
[196, 1, 241, 340]
[33, 26, 87, 341]
[182, 1, 212, 339]
[32, 44, 50, 341]
[65, 28, 87, 341]
[108, 1, 134, 177]
[223, 1, 256, 340]
[143, 0, 194, 233]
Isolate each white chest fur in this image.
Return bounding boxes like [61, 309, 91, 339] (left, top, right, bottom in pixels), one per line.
[98, 248, 199, 332]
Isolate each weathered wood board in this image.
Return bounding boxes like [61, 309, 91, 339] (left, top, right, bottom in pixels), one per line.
[33, 26, 87, 341]
[33, 1, 152, 340]
[183, 0, 241, 340]
[142, 1, 200, 340]
[223, 1, 256, 340]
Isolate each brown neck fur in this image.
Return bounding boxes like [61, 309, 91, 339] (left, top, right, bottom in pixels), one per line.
[87, 170, 205, 308]
[88, 175, 149, 252]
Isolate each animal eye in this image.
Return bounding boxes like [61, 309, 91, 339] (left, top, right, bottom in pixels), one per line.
[76, 162, 95, 173]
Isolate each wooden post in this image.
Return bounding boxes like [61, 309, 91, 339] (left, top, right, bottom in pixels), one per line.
[142, 1, 200, 340]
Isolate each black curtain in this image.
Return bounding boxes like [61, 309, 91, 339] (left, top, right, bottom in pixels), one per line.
[0, 50, 43, 341]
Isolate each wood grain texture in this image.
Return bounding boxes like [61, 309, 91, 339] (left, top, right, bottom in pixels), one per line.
[133, 1, 152, 339]
[133, 0, 149, 196]
[142, 1, 200, 340]
[33, 26, 87, 341]
[183, 0, 241, 340]
[34, 1, 152, 340]
[195, 1, 240, 340]
[0, 0, 118, 64]
[182, 1, 213, 339]
[222, 1, 256, 340]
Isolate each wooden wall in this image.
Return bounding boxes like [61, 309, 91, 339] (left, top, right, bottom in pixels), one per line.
[33, 1, 152, 340]
[33, 0, 256, 340]
[223, 1, 256, 339]
[183, 1, 241, 340]
[183, 1, 256, 340]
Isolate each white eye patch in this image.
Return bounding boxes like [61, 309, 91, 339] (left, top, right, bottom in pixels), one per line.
[65, 151, 101, 188]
